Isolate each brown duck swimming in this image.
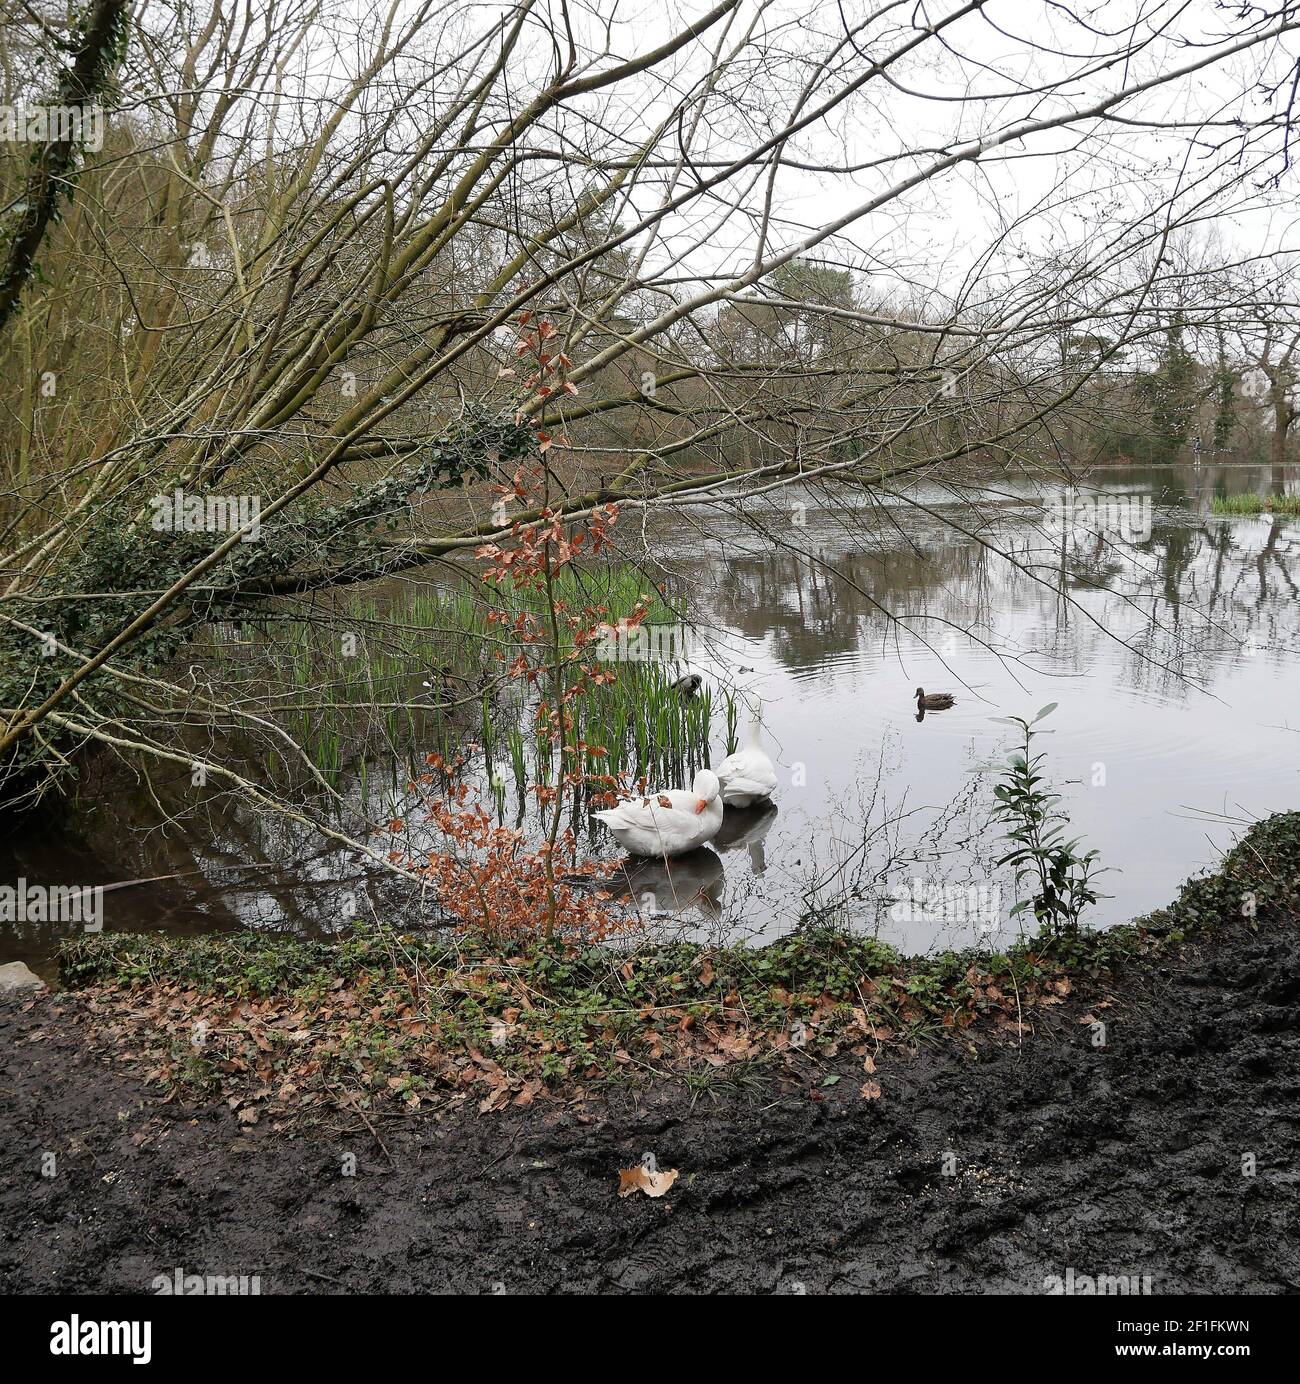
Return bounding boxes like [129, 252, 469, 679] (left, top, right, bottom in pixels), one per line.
[915, 687, 955, 711]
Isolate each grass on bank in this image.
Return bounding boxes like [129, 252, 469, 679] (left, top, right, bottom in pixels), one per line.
[55, 811, 1300, 1116]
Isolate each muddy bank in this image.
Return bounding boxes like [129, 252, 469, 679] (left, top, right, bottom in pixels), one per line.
[2, 908, 1298, 1294]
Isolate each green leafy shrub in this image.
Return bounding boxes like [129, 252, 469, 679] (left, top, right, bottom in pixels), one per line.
[990, 704, 1106, 938]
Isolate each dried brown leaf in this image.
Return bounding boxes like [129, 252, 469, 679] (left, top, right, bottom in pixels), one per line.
[617, 1165, 679, 1198]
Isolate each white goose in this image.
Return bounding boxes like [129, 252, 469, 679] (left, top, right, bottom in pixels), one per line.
[715, 701, 778, 807]
[594, 769, 723, 858]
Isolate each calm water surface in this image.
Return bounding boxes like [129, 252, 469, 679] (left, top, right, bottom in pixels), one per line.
[4, 460, 1298, 971]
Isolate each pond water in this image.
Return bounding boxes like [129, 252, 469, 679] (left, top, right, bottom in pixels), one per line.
[4, 459, 1298, 973]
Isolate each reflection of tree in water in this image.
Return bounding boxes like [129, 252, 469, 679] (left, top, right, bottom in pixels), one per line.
[1123, 513, 1300, 694]
[19, 461, 1300, 959]
[72, 754, 427, 940]
[695, 468, 1300, 698]
[799, 760, 1003, 952]
[708, 518, 1015, 671]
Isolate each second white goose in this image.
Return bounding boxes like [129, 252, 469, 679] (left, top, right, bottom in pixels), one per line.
[715, 699, 778, 807]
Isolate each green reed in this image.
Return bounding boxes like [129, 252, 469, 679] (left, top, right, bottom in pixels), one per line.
[199, 563, 709, 817]
[1211, 493, 1300, 515]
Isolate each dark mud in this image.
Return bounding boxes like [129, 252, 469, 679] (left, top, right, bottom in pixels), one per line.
[2, 918, 1298, 1295]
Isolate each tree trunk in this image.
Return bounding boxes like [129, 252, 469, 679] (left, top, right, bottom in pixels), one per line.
[0, 0, 129, 333]
[1270, 382, 1292, 473]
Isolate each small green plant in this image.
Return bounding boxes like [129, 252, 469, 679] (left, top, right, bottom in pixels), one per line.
[990, 704, 1106, 938]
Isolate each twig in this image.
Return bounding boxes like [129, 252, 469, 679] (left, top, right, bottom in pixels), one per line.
[330, 1083, 396, 1167]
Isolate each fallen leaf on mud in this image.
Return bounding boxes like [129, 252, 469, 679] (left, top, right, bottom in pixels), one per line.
[513, 1077, 543, 1107]
[618, 1164, 679, 1198]
[237, 1107, 259, 1125]
[862, 1054, 876, 1075]
[860, 1079, 882, 1100]
[478, 1084, 512, 1114]
[715, 1028, 755, 1058]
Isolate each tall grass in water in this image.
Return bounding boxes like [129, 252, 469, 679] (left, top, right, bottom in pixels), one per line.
[198, 565, 713, 819]
[723, 689, 740, 756]
[573, 662, 715, 789]
[1211, 494, 1300, 515]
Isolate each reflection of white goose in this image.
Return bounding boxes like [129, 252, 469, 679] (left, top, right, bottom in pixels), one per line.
[620, 847, 725, 921]
[594, 769, 723, 858]
[715, 701, 778, 807]
[713, 801, 778, 874]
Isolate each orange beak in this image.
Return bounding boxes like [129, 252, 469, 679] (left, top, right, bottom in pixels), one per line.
[694, 797, 708, 814]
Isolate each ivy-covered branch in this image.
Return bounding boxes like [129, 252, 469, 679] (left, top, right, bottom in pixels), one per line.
[0, 419, 532, 799]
